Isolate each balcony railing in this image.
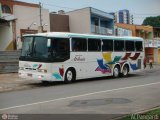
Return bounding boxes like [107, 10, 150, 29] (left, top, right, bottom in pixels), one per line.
[91, 25, 113, 35]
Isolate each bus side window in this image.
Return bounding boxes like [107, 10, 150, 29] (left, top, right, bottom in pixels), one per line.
[125, 41, 135, 51]
[135, 41, 143, 51]
[114, 40, 125, 52]
[88, 38, 101, 51]
[102, 39, 113, 51]
[72, 38, 87, 52]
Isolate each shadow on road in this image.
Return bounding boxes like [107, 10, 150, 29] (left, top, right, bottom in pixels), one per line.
[27, 73, 141, 88]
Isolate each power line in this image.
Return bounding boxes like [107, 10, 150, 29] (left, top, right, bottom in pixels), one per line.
[39, 2, 42, 27]
[42, 3, 75, 10]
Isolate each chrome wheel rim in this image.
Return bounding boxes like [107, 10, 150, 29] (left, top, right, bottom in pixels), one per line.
[67, 71, 73, 81]
[114, 68, 119, 77]
[123, 67, 128, 76]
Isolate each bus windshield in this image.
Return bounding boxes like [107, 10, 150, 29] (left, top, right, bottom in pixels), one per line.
[20, 36, 70, 62]
[21, 36, 48, 58]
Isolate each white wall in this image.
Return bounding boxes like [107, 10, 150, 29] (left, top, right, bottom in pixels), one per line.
[13, 5, 50, 49]
[67, 8, 91, 34]
[13, 5, 50, 36]
[0, 23, 13, 51]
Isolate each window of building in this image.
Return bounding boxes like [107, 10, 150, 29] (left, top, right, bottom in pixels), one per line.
[88, 38, 101, 51]
[125, 41, 135, 51]
[114, 40, 125, 51]
[135, 41, 143, 51]
[2, 5, 12, 14]
[102, 39, 113, 51]
[72, 38, 87, 51]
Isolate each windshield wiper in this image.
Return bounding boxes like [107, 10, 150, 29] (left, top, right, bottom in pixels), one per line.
[26, 45, 32, 56]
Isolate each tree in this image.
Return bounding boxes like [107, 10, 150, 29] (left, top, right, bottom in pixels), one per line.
[142, 16, 160, 27]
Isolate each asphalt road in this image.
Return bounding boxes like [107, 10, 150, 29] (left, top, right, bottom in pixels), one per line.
[0, 68, 160, 120]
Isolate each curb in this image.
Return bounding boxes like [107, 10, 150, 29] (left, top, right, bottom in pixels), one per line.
[112, 106, 160, 120]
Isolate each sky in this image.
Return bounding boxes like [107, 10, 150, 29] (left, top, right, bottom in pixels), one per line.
[19, 0, 160, 25]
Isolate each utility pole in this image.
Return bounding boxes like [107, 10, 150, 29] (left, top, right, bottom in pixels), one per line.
[38, 2, 43, 33]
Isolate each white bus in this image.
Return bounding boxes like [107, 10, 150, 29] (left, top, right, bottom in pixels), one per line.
[19, 32, 144, 83]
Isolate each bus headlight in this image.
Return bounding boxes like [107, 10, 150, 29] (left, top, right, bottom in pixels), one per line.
[38, 75, 44, 79]
[38, 69, 47, 73]
[19, 67, 24, 70]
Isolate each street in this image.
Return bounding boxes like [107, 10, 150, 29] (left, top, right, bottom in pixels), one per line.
[0, 66, 160, 120]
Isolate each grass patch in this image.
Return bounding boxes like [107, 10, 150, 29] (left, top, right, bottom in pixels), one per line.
[120, 108, 160, 120]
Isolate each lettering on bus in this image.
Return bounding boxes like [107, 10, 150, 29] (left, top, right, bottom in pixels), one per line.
[74, 55, 85, 61]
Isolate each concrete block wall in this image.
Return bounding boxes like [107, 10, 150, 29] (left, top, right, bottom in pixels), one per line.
[0, 51, 20, 73]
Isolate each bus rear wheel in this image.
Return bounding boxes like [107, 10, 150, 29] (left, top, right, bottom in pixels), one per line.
[113, 66, 120, 78]
[121, 65, 129, 77]
[64, 69, 76, 83]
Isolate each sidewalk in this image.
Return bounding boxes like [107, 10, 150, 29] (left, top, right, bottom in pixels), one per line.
[144, 63, 160, 71]
[0, 73, 40, 93]
[0, 64, 160, 93]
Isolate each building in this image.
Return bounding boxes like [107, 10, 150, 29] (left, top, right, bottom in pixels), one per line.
[49, 7, 115, 35]
[115, 23, 160, 63]
[0, 0, 16, 50]
[115, 23, 153, 38]
[153, 27, 160, 63]
[153, 27, 160, 38]
[115, 26, 132, 36]
[111, 9, 133, 24]
[50, 12, 69, 32]
[0, 0, 50, 51]
[66, 7, 114, 35]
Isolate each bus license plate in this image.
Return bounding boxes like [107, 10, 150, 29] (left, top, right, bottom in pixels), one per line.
[28, 73, 32, 77]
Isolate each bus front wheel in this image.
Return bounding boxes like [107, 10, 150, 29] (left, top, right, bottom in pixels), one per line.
[113, 66, 120, 78]
[64, 69, 76, 83]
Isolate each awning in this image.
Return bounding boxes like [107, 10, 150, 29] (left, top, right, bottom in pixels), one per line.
[0, 13, 17, 21]
[0, 14, 16, 26]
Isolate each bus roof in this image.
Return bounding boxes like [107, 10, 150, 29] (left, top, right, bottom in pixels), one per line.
[23, 32, 143, 41]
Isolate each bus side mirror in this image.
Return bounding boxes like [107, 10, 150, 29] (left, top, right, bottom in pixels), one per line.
[47, 39, 51, 47]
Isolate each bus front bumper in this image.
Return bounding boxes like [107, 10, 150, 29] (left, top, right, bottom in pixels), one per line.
[18, 71, 53, 81]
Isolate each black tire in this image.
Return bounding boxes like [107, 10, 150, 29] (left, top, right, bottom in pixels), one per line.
[113, 66, 120, 78]
[64, 69, 76, 83]
[121, 65, 129, 77]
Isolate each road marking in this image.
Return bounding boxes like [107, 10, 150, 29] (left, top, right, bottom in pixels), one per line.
[0, 81, 160, 111]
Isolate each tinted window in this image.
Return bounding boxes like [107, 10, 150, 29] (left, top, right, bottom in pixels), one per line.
[33, 37, 48, 58]
[102, 39, 113, 51]
[135, 41, 143, 51]
[125, 41, 135, 51]
[114, 40, 125, 51]
[2, 5, 12, 13]
[49, 38, 70, 59]
[51, 38, 70, 53]
[21, 37, 34, 57]
[20, 37, 70, 62]
[88, 38, 101, 51]
[72, 38, 87, 51]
